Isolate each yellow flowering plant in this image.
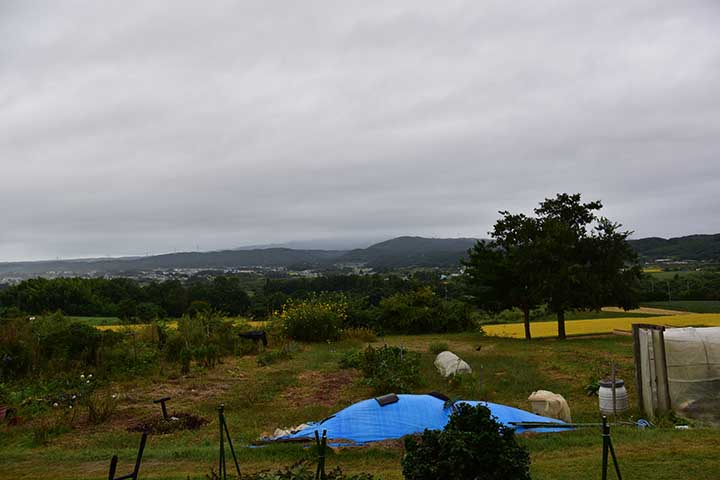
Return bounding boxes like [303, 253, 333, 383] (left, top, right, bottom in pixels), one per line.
[274, 295, 348, 342]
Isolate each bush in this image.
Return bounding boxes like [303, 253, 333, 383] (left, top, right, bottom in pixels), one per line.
[402, 403, 531, 480]
[257, 342, 299, 367]
[164, 312, 249, 373]
[342, 326, 377, 342]
[31, 405, 77, 446]
[86, 392, 118, 424]
[376, 288, 474, 334]
[428, 342, 449, 355]
[359, 345, 421, 394]
[275, 297, 347, 342]
[338, 349, 362, 369]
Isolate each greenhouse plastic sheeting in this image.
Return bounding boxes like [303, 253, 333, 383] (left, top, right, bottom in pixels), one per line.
[664, 327, 720, 422]
[276, 394, 567, 445]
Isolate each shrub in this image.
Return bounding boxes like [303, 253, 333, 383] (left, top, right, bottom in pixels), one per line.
[359, 345, 421, 394]
[428, 342, 449, 355]
[338, 349, 362, 369]
[402, 403, 531, 480]
[86, 392, 118, 424]
[257, 342, 299, 367]
[31, 405, 77, 446]
[275, 297, 347, 342]
[164, 312, 248, 372]
[376, 288, 474, 334]
[342, 326, 377, 342]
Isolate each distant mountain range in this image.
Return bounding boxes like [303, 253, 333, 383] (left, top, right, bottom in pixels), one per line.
[0, 236, 478, 277]
[627, 234, 720, 262]
[0, 234, 718, 278]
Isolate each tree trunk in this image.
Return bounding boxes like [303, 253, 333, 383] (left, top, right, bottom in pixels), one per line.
[557, 310, 566, 340]
[522, 307, 532, 340]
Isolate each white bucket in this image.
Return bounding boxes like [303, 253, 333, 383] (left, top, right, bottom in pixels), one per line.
[598, 379, 629, 414]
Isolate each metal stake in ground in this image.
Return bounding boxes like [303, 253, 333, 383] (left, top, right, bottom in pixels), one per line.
[107, 431, 147, 480]
[217, 404, 241, 480]
[153, 397, 171, 421]
[601, 416, 622, 480]
[314, 429, 328, 480]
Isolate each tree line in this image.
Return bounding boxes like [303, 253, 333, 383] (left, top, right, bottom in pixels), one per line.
[0, 276, 251, 319]
[5, 193, 705, 340]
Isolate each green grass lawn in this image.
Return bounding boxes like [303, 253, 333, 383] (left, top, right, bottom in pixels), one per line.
[66, 316, 124, 326]
[532, 310, 663, 322]
[1, 334, 718, 479]
[640, 300, 720, 313]
[644, 270, 698, 280]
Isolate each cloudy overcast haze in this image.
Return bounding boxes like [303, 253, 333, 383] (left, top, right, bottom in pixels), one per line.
[1, 1, 719, 261]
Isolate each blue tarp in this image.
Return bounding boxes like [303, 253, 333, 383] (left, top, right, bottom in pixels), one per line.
[277, 394, 567, 445]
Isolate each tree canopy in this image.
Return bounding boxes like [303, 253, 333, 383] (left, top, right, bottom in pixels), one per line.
[465, 193, 642, 339]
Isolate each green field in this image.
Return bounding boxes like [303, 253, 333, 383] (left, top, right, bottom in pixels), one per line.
[65, 316, 124, 326]
[640, 301, 720, 314]
[2, 333, 718, 479]
[644, 270, 698, 280]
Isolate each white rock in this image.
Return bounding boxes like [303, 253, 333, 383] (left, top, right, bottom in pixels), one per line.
[434, 351, 472, 377]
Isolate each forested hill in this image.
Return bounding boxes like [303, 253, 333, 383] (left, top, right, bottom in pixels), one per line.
[0, 237, 479, 277]
[0, 248, 346, 276]
[628, 234, 720, 261]
[338, 236, 479, 268]
[2, 233, 718, 278]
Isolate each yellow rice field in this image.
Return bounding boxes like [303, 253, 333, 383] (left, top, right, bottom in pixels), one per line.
[483, 313, 720, 339]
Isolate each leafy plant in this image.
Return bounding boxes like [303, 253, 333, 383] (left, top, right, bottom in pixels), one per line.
[376, 288, 473, 334]
[341, 326, 377, 342]
[359, 345, 421, 394]
[275, 296, 348, 342]
[338, 349, 362, 369]
[257, 342, 299, 367]
[86, 392, 118, 424]
[585, 379, 600, 396]
[402, 403, 531, 480]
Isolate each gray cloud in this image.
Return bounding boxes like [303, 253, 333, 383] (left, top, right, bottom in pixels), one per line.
[2, 0, 720, 260]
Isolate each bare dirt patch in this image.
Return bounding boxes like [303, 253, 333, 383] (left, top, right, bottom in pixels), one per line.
[128, 412, 208, 434]
[280, 370, 360, 408]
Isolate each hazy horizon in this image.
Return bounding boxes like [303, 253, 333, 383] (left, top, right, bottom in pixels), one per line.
[2, 230, 719, 264]
[2, 1, 719, 262]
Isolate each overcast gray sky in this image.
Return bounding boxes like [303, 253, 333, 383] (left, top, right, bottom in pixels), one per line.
[2, 1, 719, 261]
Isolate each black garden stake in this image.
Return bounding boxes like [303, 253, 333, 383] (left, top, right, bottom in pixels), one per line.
[153, 396, 171, 420]
[601, 416, 622, 480]
[108, 431, 147, 480]
[217, 404, 241, 479]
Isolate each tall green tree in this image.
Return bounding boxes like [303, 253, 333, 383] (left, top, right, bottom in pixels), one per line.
[464, 212, 543, 340]
[533, 193, 641, 339]
[466, 193, 642, 340]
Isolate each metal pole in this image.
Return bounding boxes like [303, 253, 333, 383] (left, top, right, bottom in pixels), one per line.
[611, 362, 617, 424]
[108, 456, 118, 480]
[219, 405, 225, 480]
[608, 432, 623, 480]
[602, 416, 609, 480]
[223, 416, 241, 477]
[131, 432, 148, 480]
